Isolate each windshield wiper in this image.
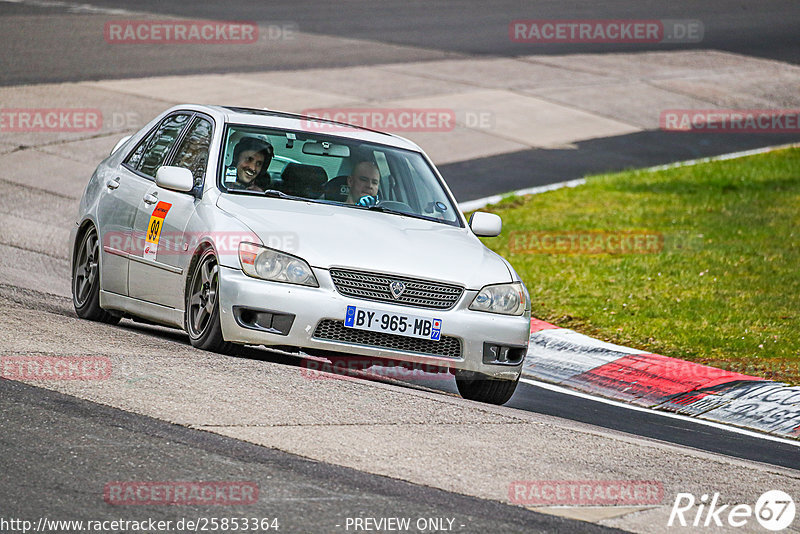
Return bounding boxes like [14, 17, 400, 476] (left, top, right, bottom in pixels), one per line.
[363, 204, 392, 212]
[262, 189, 293, 198]
[263, 189, 314, 201]
[355, 203, 404, 216]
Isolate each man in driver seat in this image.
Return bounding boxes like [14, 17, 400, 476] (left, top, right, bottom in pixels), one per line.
[345, 160, 380, 205]
[226, 137, 273, 192]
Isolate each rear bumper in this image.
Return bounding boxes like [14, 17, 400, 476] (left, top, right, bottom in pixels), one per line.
[217, 266, 529, 380]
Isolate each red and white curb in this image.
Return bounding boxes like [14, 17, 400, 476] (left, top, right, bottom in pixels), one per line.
[461, 143, 800, 439]
[523, 319, 800, 440]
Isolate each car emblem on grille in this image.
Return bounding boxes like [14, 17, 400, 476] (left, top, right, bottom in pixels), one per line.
[389, 280, 406, 299]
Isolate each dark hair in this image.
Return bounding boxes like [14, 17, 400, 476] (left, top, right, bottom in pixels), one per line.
[231, 137, 274, 188]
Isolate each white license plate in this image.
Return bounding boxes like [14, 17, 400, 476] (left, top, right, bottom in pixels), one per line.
[343, 305, 442, 341]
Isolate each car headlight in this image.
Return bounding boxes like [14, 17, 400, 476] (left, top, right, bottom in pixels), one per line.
[238, 242, 318, 287]
[469, 282, 528, 316]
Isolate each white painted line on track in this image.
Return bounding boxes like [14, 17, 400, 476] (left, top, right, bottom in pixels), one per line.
[0, 0, 140, 15]
[644, 142, 800, 172]
[459, 178, 586, 212]
[460, 142, 800, 212]
[520, 377, 800, 448]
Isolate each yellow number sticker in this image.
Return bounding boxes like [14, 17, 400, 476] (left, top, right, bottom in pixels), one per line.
[143, 201, 171, 260]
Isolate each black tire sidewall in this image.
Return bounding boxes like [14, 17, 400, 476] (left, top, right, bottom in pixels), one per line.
[455, 370, 519, 405]
[73, 228, 102, 318]
[72, 226, 120, 324]
[186, 249, 228, 352]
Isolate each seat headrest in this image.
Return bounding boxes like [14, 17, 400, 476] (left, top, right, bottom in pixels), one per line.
[281, 163, 328, 198]
[324, 175, 350, 202]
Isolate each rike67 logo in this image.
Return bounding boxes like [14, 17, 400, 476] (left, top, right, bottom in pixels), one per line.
[668, 490, 795, 531]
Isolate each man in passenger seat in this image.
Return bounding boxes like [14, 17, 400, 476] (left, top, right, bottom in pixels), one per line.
[345, 161, 380, 205]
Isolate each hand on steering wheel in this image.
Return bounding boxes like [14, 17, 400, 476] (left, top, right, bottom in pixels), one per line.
[357, 195, 377, 207]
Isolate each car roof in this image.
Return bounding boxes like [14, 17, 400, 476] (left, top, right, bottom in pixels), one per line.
[192, 104, 423, 152]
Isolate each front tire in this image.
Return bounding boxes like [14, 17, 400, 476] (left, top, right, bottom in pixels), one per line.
[186, 248, 233, 354]
[455, 370, 519, 405]
[72, 226, 120, 324]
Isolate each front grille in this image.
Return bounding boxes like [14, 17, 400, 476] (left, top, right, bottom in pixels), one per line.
[330, 269, 463, 310]
[313, 320, 462, 359]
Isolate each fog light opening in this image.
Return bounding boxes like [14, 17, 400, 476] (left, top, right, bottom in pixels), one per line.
[483, 342, 526, 366]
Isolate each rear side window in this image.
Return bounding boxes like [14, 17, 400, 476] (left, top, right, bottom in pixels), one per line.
[125, 113, 191, 178]
[169, 117, 213, 188]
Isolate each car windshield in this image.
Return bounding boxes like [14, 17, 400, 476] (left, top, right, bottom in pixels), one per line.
[218, 125, 461, 226]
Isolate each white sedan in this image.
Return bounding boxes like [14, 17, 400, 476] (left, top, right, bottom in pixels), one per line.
[70, 105, 530, 404]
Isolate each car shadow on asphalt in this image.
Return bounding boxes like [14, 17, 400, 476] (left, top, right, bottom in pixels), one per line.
[117, 318, 456, 397]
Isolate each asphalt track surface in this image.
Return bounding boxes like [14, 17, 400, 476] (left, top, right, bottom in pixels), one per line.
[473, 381, 799, 471]
[1, 0, 798, 86]
[96, 0, 800, 64]
[0, 285, 797, 531]
[1, 1, 800, 532]
[1, 378, 617, 534]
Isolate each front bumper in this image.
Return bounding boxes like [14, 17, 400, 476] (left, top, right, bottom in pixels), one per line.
[217, 266, 529, 380]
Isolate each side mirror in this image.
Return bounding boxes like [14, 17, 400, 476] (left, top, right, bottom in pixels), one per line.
[469, 212, 502, 237]
[155, 166, 195, 193]
[111, 135, 131, 155]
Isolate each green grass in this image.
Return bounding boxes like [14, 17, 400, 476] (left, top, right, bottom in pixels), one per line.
[477, 148, 800, 384]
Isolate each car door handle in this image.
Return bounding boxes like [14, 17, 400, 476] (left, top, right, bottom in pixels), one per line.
[142, 193, 158, 205]
[106, 178, 120, 190]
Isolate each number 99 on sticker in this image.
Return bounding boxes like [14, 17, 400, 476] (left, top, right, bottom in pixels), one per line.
[148, 218, 161, 242]
[143, 201, 171, 261]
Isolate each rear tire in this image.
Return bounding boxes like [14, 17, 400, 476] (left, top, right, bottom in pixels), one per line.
[185, 248, 233, 354]
[455, 370, 519, 405]
[72, 226, 120, 325]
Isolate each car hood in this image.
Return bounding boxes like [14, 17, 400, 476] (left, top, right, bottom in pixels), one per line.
[217, 195, 511, 289]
